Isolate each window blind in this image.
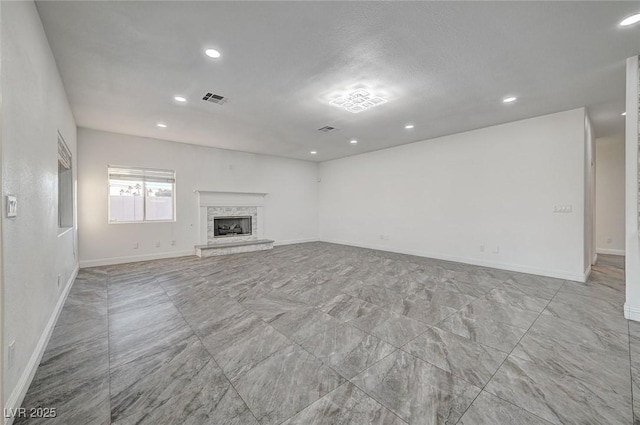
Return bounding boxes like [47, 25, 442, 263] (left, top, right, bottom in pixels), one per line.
[108, 166, 175, 183]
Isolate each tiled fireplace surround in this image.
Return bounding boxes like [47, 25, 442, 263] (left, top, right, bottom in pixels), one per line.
[195, 190, 273, 257]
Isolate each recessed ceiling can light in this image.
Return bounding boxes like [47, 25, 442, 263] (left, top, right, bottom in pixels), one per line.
[205, 48, 221, 58]
[350, 140, 358, 144]
[405, 124, 414, 129]
[622, 112, 627, 116]
[330, 89, 387, 114]
[310, 151, 317, 155]
[620, 13, 640, 26]
[174, 96, 187, 102]
[503, 96, 517, 103]
[156, 123, 167, 128]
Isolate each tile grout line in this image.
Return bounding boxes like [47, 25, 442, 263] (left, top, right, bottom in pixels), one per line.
[155, 276, 263, 425]
[452, 279, 567, 425]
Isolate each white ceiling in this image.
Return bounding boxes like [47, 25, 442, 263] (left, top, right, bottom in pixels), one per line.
[36, 1, 640, 162]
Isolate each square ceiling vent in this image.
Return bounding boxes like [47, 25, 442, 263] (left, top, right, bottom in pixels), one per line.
[203, 92, 227, 105]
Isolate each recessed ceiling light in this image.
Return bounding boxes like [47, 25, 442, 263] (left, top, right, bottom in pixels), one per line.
[174, 96, 187, 102]
[310, 151, 317, 155]
[622, 112, 627, 116]
[350, 140, 358, 144]
[620, 13, 640, 26]
[503, 96, 517, 103]
[330, 89, 387, 114]
[156, 123, 167, 128]
[205, 48, 221, 58]
[405, 124, 414, 129]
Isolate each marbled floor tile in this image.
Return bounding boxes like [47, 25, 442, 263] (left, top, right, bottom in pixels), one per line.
[552, 289, 623, 312]
[458, 391, 553, 425]
[630, 320, 640, 339]
[504, 274, 564, 299]
[240, 291, 309, 322]
[175, 294, 246, 336]
[555, 280, 625, 306]
[458, 298, 540, 329]
[542, 298, 629, 334]
[511, 329, 631, 396]
[110, 337, 225, 422]
[294, 281, 347, 306]
[414, 286, 478, 310]
[501, 279, 560, 301]
[109, 300, 183, 336]
[345, 282, 406, 308]
[349, 308, 429, 347]
[231, 344, 345, 425]
[300, 323, 396, 379]
[436, 312, 528, 352]
[403, 326, 507, 387]
[484, 286, 548, 312]
[485, 356, 633, 425]
[385, 295, 460, 325]
[351, 350, 481, 425]
[528, 314, 629, 356]
[108, 281, 169, 315]
[282, 383, 407, 425]
[45, 316, 108, 353]
[199, 308, 291, 374]
[318, 293, 378, 323]
[57, 287, 108, 326]
[269, 306, 342, 343]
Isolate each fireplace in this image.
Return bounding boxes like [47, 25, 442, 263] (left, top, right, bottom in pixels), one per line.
[214, 216, 252, 238]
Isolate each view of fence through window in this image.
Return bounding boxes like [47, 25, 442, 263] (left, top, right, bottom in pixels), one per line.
[108, 167, 175, 222]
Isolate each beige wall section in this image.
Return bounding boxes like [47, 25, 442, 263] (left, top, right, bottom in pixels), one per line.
[1, 0, 78, 416]
[596, 134, 625, 255]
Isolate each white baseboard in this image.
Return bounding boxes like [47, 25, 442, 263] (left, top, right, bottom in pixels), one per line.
[79, 249, 195, 268]
[273, 238, 319, 247]
[596, 248, 626, 256]
[4, 264, 79, 425]
[625, 303, 640, 322]
[320, 238, 588, 282]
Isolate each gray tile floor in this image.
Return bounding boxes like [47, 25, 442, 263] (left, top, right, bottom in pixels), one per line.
[15, 242, 637, 424]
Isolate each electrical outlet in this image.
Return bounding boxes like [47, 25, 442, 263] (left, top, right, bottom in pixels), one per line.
[133, 242, 139, 249]
[8, 341, 15, 369]
[156, 242, 161, 248]
[492, 246, 500, 254]
[171, 240, 176, 246]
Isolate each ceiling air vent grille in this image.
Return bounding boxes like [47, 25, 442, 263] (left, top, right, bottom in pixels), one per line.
[318, 126, 336, 132]
[203, 92, 227, 105]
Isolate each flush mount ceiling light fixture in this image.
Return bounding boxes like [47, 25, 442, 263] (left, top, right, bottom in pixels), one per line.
[310, 151, 317, 155]
[156, 123, 167, 128]
[622, 112, 627, 116]
[620, 13, 640, 26]
[205, 48, 221, 58]
[503, 96, 517, 103]
[405, 124, 414, 129]
[350, 140, 358, 144]
[330, 89, 387, 114]
[174, 96, 187, 102]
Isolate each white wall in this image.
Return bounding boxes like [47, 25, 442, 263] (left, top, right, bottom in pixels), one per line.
[625, 55, 640, 321]
[77, 128, 319, 266]
[319, 108, 588, 281]
[596, 134, 625, 255]
[1, 0, 78, 411]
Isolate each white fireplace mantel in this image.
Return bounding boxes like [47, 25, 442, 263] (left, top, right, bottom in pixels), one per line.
[195, 190, 268, 246]
[194, 190, 267, 207]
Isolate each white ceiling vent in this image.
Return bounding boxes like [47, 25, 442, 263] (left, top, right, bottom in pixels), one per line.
[202, 92, 227, 105]
[318, 126, 337, 132]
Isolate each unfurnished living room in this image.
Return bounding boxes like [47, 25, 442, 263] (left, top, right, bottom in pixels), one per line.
[1, 1, 640, 424]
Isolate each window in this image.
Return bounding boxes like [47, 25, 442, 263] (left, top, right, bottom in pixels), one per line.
[108, 166, 175, 223]
[58, 134, 73, 228]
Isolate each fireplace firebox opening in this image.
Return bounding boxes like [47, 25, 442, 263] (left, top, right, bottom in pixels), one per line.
[214, 216, 252, 237]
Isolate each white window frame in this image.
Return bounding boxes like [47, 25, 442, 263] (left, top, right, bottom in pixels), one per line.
[107, 166, 176, 224]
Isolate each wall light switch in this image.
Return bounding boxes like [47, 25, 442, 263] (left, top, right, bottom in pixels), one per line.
[6, 195, 17, 217]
